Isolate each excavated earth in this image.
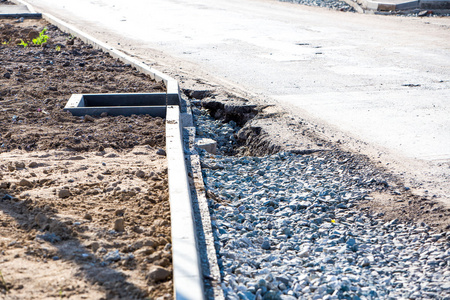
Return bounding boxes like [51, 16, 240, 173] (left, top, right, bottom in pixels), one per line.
[0, 19, 173, 299]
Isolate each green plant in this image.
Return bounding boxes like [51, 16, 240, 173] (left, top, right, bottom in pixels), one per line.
[18, 39, 28, 47]
[1, 39, 10, 45]
[66, 34, 76, 45]
[55, 45, 61, 51]
[32, 28, 49, 46]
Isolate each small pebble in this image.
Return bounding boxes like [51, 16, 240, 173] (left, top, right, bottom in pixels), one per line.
[84, 115, 95, 122]
[156, 149, 166, 156]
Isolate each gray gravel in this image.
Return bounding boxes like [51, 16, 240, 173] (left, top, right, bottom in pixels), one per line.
[193, 108, 450, 300]
[279, 0, 355, 12]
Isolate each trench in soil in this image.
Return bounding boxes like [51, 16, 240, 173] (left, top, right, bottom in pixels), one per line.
[187, 90, 450, 298]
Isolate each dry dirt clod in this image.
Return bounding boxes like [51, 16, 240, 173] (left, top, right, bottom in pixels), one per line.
[136, 247, 155, 256]
[154, 258, 171, 267]
[34, 213, 48, 229]
[7, 165, 15, 172]
[114, 218, 125, 232]
[153, 219, 169, 227]
[58, 189, 71, 198]
[83, 213, 93, 221]
[18, 178, 32, 187]
[135, 170, 145, 178]
[14, 162, 25, 169]
[27, 30, 39, 40]
[147, 266, 171, 282]
[28, 162, 38, 168]
[144, 238, 158, 248]
[89, 242, 100, 253]
[83, 115, 95, 122]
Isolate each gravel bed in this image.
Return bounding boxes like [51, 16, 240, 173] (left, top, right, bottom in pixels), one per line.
[193, 107, 450, 300]
[279, 0, 355, 12]
[279, 0, 450, 16]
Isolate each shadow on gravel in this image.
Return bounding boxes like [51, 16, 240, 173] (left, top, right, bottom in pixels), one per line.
[0, 192, 148, 299]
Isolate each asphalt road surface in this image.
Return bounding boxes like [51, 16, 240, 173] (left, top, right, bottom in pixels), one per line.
[24, 0, 450, 203]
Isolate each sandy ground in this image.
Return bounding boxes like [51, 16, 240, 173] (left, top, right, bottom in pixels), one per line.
[0, 18, 173, 299]
[0, 147, 170, 299]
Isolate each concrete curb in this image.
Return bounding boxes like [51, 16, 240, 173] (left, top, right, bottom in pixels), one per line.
[188, 151, 226, 300]
[166, 107, 205, 300]
[9, 1, 206, 299]
[346, 0, 450, 11]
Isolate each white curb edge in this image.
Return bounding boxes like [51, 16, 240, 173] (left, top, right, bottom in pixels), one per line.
[167, 107, 205, 300]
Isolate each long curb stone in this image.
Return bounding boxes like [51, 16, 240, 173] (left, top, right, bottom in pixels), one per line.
[167, 106, 205, 300]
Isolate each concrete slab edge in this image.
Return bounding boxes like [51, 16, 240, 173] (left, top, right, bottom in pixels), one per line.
[341, 0, 366, 13]
[166, 106, 205, 300]
[183, 99, 223, 299]
[9, 0, 39, 13]
[188, 151, 226, 300]
[1, 0, 41, 18]
[12, 1, 205, 299]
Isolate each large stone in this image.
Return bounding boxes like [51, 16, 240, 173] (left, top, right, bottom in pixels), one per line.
[261, 240, 271, 250]
[147, 266, 171, 282]
[195, 138, 217, 154]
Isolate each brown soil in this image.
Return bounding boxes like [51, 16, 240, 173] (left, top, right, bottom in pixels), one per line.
[0, 19, 173, 299]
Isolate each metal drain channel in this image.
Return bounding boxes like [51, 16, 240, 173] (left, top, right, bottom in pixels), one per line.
[64, 93, 167, 117]
[10, 1, 207, 299]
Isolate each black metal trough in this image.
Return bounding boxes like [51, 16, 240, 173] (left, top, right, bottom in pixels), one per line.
[63, 93, 168, 117]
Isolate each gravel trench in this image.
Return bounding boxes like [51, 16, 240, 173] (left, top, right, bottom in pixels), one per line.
[192, 106, 449, 300]
[279, 0, 355, 12]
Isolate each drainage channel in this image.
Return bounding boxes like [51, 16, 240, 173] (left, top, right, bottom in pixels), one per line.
[187, 98, 450, 300]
